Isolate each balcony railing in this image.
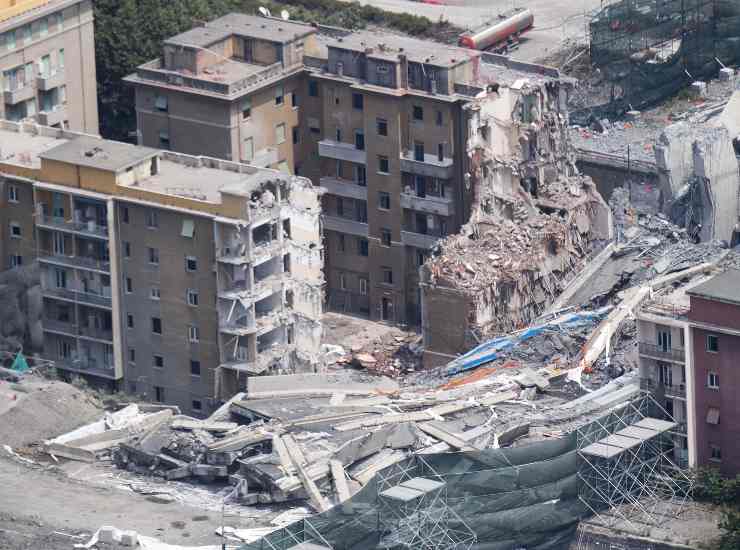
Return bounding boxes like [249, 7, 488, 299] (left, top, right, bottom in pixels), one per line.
[322, 215, 369, 237]
[319, 177, 368, 200]
[318, 140, 367, 164]
[53, 358, 118, 380]
[4, 84, 35, 105]
[37, 215, 109, 239]
[42, 286, 112, 309]
[401, 230, 442, 249]
[400, 151, 454, 179]
[38, 106, 66, 127]
[37, 69, 65, 91]
[638, 342, 685, 362]
[640, 377, 686, 398]
[43, 318, 113, 343]
[39, 252, 110, 273]
[400, 192, 454, 216]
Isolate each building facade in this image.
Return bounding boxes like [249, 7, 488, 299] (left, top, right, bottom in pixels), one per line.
[131, 15, 587, 327]
[0, 120, 322, 415]
[687, 270, 740, 475]
[0, 0, 98, 133]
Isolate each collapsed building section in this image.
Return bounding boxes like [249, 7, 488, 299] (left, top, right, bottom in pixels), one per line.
[583, 0, 740, 119]
[421, 77, 611, 367]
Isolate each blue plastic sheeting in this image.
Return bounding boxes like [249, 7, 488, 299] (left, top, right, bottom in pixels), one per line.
[443, 308, 609, 377]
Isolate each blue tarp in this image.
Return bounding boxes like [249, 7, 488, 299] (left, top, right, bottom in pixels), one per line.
[443, 308, 610, 377]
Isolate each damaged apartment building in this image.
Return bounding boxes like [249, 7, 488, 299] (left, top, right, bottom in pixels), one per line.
[420, 74, 612, 366]
[125, 13, 602, 328]
[0, 121, 323, 415]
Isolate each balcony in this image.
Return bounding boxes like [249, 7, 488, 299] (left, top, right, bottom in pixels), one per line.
[400, 152, 454, 179]
[53, 358, 118, 380]
[401, 230, 441, 249]
[38, 106, 66, 127]
[37, 70, 65, 91]
[42, 287, 112, 310]
[639, 378, 686, 399]
[220, 345, 294, 375]
[4, 85, 35, 105]
[322, 215, 368, 238]
[37, 215, 109, 240]
[319, 177, 368, 201]
[318, 140, 367, 164]
[251, 147, 278, 168]
[400, 192, 454, 216]
[39, 253, 110, 274]
[43, 318, 113, 343]
[252, 240, 285, 266]
[638, 342, 685, 363]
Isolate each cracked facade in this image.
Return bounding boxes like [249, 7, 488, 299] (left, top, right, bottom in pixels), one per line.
[420, 78, 611, 367]
[0, 121, 323, 415]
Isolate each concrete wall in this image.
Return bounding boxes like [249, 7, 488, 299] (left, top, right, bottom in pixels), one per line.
[0, 175, 36, 269]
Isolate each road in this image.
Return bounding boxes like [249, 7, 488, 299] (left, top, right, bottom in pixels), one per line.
[351, 0, 607, 61]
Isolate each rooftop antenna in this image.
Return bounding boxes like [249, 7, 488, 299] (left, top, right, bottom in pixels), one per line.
[281, 9, 290, 20]
[258, 6, 271, 17]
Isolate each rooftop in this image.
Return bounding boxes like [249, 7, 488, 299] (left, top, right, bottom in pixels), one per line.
[687, 269, 740, 306]
[325, 30, 479, 68]
[0, 122, 72, 168]
[40, 135, 159, 173]
[0, 0, 76, 28]
[165, 13, 314, 48]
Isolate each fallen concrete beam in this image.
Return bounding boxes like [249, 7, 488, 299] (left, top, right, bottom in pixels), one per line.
[546, 242, 615, 314]
[416, 423, 477, 451]
[246, 373, 399, 399]
[171, 419, 239, 433]
[418, 425, 493, 454]
[352, 450, 407, 486]
[44, 442, 95, 463]
[272, 434, 295, 476]
[62, 428, 130, 450]
[282, 436, 329, 512]
[330, 459, 351, 503]
[207, 391, 245, 422]
[282, 434, 307, 466]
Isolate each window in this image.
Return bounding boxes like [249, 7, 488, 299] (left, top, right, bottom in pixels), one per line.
[337, 197, 344, 217]
[381, 228, 391, 247]
[416, 250, 428, 267]
[58, 48, 64, 69]
[335, 128, 341, 142]
[6, 31, 15, 51]
[359, 278, 368, 296]
[308, 80, 318, 97]
[382, 267, 393, 285]
[54, 268, 66, 289]
[188, 325, 200, 342]
[127, 314, 134, 329]
[192, 400, 202, 412]
[275, 85, 284, 105]
[158, 130, 170, 149]
[146, 209, 158, 229]
[22, 25, 31, 45]
[154, 94, 168, 112]
[377, 118, 388, 136]
[275, 122, 286, 144]
[187, 289, 199, 307]
[436, 110, 443, 126]
[147, 247, 159, 265]
[708, 371, 720, 389]
[292, 126, 300, 145]
[190, 360, 201, 376]
[9, 222, 21, 238]
[352, 93, 363, 110]
[707, 334, 719, 353]
[355, 130, 364, 151]
[437, 143, 445, 162]
[121, 206, 129, 224]
[152, 355, 164, 369]
[308, 117, 320, 133]
[7, 184, 19, 203]
[291, 91, 298, 108]
[337, 234, 345, 252]
[123, 241, 131, 258]
[378, 155, 389, 174]
[413, 105, 423, 121]
[356, 165, 366, 186]
[243, 137, 254, 162]
[706, 407, 720, 425]
[40, 18, 48, 37]
[185, 256, 197, 272]
[154, 386, 164, 403]
[125, 277, 133, 293]
[152, 317, 162, 335]
[150, 286, 160, 300]
[358, 238, 369, 257]
[378, 191, 390, 210]
[710, 444, 722, 462]
[241, 97, 251, 119]
[181, 219, 194, 238]
[414, 141, 424, 161]
[9, 254, 22, 268]
[339, 273, 347, 290]
[128, 348, 136, 364]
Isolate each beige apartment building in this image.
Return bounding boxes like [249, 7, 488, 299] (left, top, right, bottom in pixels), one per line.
[0, 120, 323, 415]
[0, 0, 98, 133]
[128, 14, 578, 326]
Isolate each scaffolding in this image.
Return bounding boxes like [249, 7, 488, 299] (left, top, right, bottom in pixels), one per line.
[247, 518, 334, 550]
[375, 455, 476, 550]
[585, 0, 740, 116]
[576, 392, 693, 530]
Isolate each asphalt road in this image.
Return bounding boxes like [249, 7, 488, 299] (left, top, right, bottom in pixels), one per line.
[351, 0, 607, 61]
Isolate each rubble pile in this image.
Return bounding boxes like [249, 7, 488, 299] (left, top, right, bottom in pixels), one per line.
[342, 334, 423, 377]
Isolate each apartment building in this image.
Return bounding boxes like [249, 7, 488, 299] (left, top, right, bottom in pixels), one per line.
[127, 14, 504, 326]
[686, 269, 740, 475]
[637, 268, 740, 474]
[0, 0, 98, 133]
[0, 120, 323, 415]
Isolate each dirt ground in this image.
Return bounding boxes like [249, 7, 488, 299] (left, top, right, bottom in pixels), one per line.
[0, 452, 251, 549]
